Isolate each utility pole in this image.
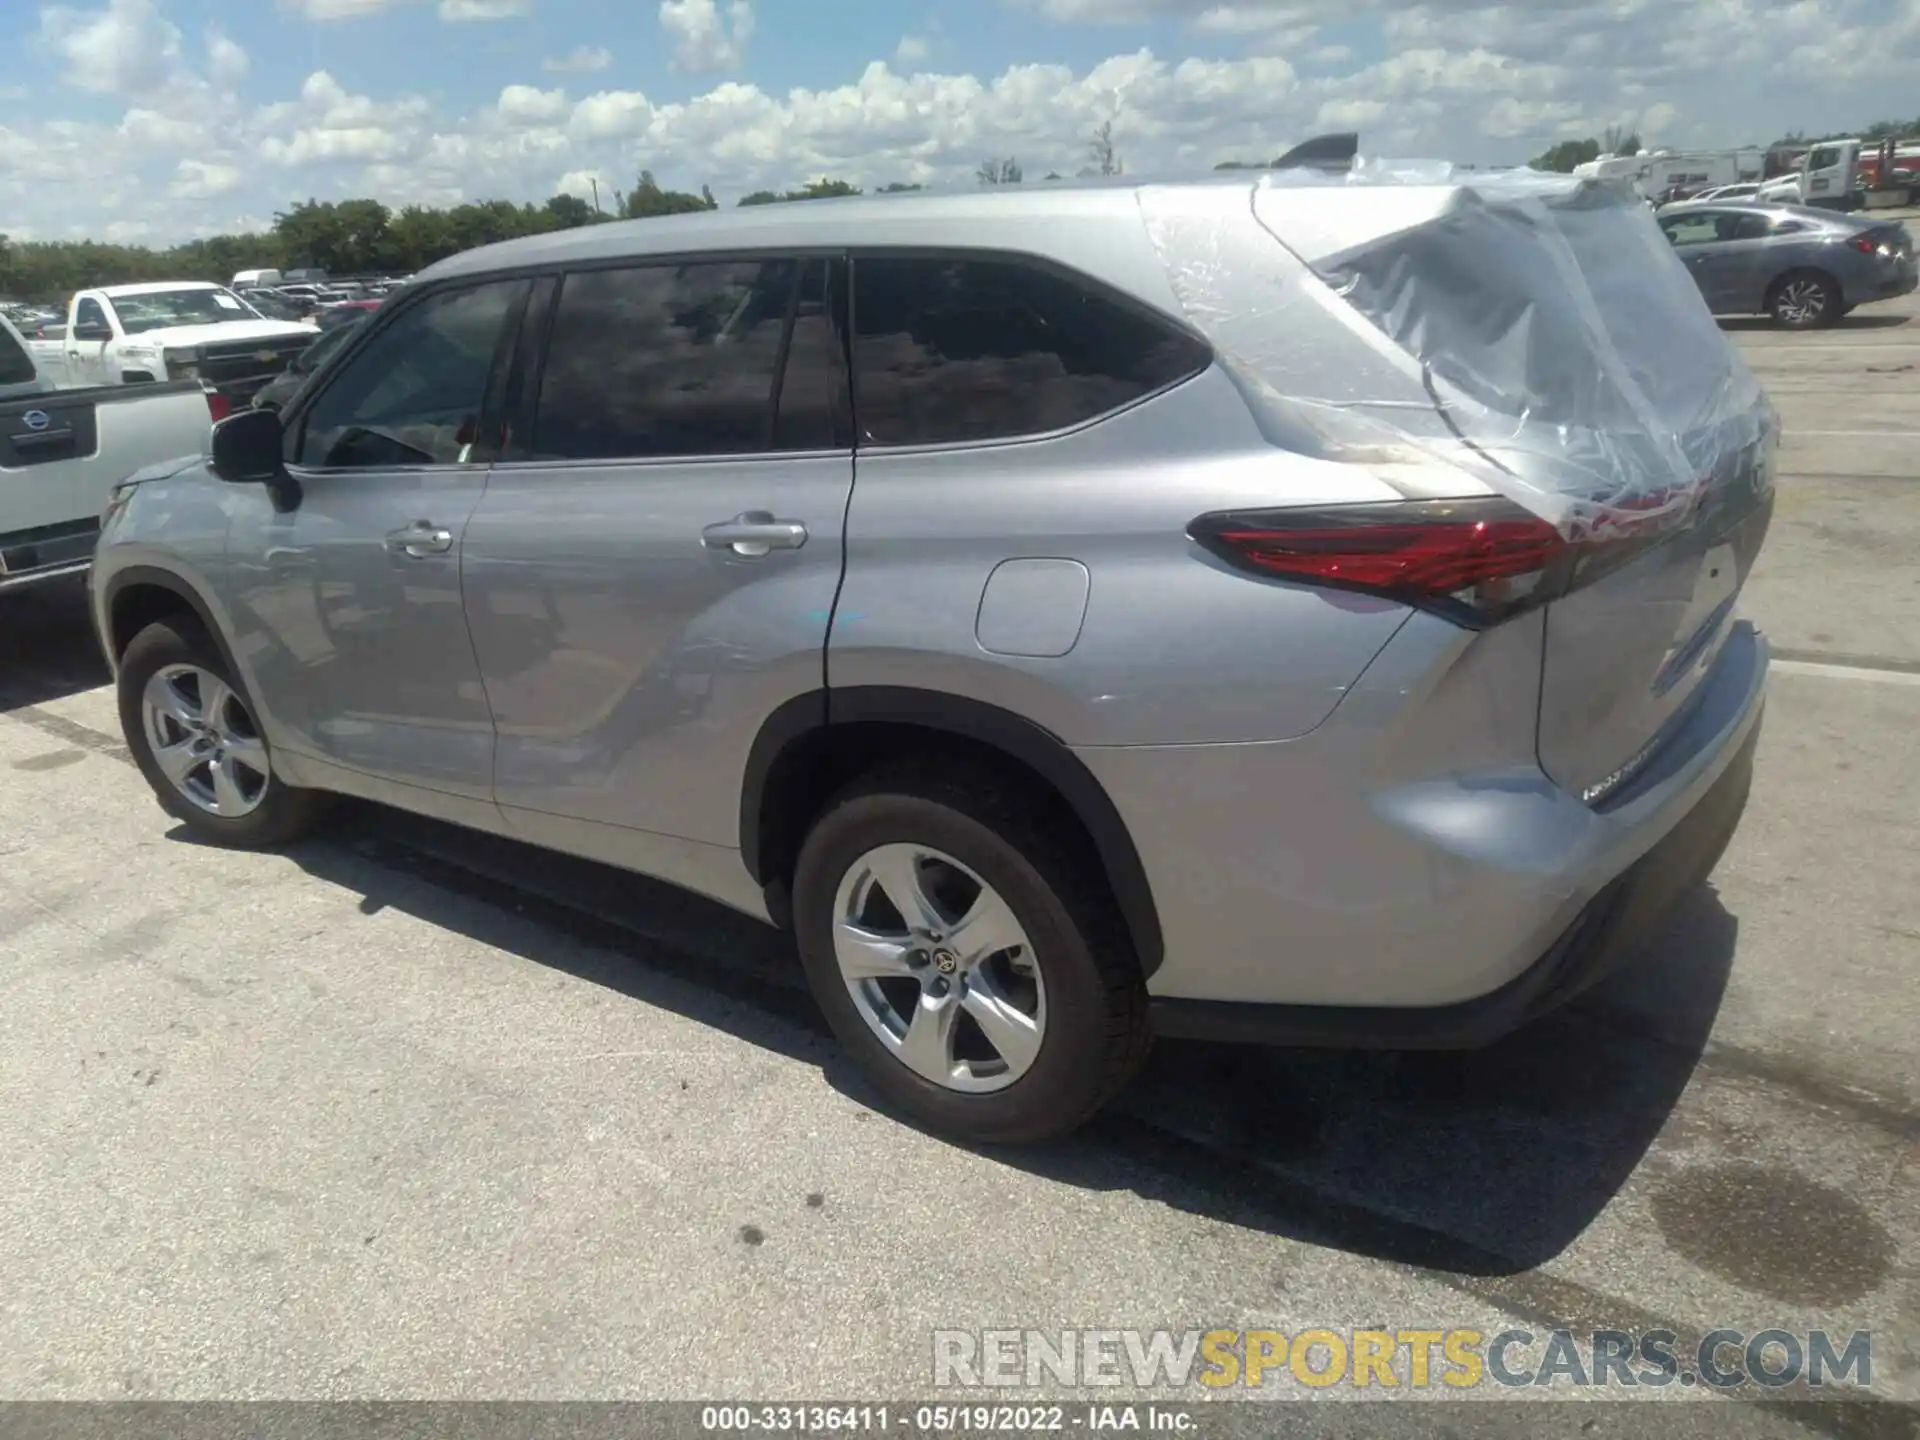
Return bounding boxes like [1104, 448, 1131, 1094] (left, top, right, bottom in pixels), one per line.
[590, 178, 602, 216]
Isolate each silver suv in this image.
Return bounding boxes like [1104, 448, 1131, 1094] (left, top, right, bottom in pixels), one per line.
[92, 172, 1774, 1142]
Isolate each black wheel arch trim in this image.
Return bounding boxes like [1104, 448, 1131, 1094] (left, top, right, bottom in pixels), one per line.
[741, 685, 1165, 977]
[100, 565, 246, 689]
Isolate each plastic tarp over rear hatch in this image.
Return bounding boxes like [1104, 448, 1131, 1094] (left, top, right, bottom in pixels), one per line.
[1139, 165, 1777, 804]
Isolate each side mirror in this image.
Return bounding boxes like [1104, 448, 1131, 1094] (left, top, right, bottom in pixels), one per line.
[210, 407, 301, 512]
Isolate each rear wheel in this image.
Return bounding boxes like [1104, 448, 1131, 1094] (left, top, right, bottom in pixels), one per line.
[117, 617, 329, 847]
[1769, 271, 1840, 329]
[791, 765, 1150, 1144]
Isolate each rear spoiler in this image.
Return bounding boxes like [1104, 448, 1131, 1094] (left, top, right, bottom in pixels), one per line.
[1272, 133, 1359, 173]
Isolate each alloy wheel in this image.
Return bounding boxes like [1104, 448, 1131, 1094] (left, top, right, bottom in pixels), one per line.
[832, 843, 1046, 1094]
[1777, 278, 1827, 325]
[141, 664, 271, 818]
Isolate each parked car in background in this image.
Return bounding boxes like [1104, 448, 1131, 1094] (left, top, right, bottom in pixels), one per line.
[92, 173, 1772, 1142]
[1688, 182, 1763, 203]
[27, 282, 317, 404]
[316, 299, 381, 330]
[1657, 201, 1917, 327]
[249, 313, 365, 412]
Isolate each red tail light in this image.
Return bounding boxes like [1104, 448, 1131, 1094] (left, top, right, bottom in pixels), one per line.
[1852, 235, 1877, 254]
[204, 387, 231, 423]
[1189, 498, 1573, 629]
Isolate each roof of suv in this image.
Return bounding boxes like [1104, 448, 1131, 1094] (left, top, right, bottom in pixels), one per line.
[418, 176, 1245, 284]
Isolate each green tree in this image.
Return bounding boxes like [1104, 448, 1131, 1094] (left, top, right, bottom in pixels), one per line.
[976, 157, 1022, 186]
[1528, 138, 1602, 172]
[620, 170, 717, 219]
[543, 192, 599, 227]
[737, 177, 862, 205]
[1088, 119, 1121, 177]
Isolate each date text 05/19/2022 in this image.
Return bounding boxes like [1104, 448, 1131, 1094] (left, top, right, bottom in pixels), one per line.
[699, 1403, 1196, 1432]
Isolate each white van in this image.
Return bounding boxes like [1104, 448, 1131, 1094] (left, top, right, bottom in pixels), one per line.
[231, 268, 283, 289]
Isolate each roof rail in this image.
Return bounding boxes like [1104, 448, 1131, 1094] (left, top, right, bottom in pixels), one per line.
[1271, 133, 1359, 172]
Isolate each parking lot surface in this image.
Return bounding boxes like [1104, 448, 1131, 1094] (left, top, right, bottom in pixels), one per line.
[1, 294, 1916, 1419]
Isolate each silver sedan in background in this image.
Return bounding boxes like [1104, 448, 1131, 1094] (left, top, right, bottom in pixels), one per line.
[1656, 200, 1918, 328]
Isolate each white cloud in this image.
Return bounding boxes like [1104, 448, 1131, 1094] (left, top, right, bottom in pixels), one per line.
[543, 44, 612, 72]
[660, 0, 755, 73]
[13, 0, 1920, 252]
[283, 0, 405, 17]
[206, 30, 249, 88]
[38, 0, 183, 96]
[283, 0, 528, 19]
[170, 158, 243, 198]
[497, 83, 570, 126]
[437, 0, 530, 19]
[569, 89, 654, 139]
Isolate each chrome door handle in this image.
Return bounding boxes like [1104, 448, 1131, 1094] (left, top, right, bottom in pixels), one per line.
[701, 511, 808, 558]
[386, 521, 453, 557]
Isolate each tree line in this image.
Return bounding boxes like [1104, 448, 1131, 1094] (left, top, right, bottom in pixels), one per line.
[1527, 113, 1920, 175]
[0, 124, 1138, 303]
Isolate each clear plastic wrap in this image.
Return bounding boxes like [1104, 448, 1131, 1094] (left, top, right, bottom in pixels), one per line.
[1139, 163, 1776, 539]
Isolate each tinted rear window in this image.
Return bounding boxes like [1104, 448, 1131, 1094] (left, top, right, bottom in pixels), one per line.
[851, 255, 1210, 447]
[0, 324, 37, 386]
[528, 257, 849, 460]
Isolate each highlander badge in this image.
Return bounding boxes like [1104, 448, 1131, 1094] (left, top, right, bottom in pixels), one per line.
[22, 409, 51, 431]
[254, 349, 278, 363]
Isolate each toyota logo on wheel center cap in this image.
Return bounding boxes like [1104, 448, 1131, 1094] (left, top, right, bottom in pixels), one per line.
[933, 950, 959, 975]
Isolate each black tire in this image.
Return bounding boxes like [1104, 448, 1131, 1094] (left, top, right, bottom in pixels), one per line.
[117, 616, 329, 847]
[1768, 270, 1841, 330]
[791, 762, 1150, 1144]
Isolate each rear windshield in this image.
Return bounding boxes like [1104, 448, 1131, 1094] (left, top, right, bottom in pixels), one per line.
[1316, 184, 1743, 437]
[0, 323, 37, 386]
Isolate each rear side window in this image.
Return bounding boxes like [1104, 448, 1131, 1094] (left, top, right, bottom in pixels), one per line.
[296, 278, 525, 470]
[0, 324, 36, 386]
[75, 298, 109, 332]
[850, 255, 1210, 447]
[526, 257, 849, 461]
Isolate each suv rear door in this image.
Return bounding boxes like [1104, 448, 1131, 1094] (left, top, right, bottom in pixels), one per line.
[461, 254, 855, 852]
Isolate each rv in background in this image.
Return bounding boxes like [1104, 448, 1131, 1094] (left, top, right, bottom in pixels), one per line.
[1571, 148, 1765, 203]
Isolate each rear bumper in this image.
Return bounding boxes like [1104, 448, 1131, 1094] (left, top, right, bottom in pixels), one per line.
[1079, 615, 1768, 1020]
[1150, 715, 1757, 1048]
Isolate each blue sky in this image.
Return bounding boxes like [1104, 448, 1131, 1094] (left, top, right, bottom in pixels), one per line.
[9, 0, 1919, 243]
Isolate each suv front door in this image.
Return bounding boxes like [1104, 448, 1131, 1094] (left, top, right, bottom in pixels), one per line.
[223, 277, 529, 807]
[460, 255, 854, 857]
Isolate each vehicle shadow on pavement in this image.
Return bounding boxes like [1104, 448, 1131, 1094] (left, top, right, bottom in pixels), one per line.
[0, 579, 110, 714]
[1017, 887, 1741, 1277]
[223, 798, 1738, 1281]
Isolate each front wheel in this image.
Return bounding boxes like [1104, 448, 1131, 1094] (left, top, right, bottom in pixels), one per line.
[1770, 271, 1840, 329]
[791, 765, 1150, 1144]
[117, 617, 329, 847]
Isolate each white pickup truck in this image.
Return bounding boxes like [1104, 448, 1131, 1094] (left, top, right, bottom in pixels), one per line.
[0, 313, 215, 596]
[26, 281, 316, 410]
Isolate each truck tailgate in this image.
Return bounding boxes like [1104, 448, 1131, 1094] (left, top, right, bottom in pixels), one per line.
[0, 383, 210, 587]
